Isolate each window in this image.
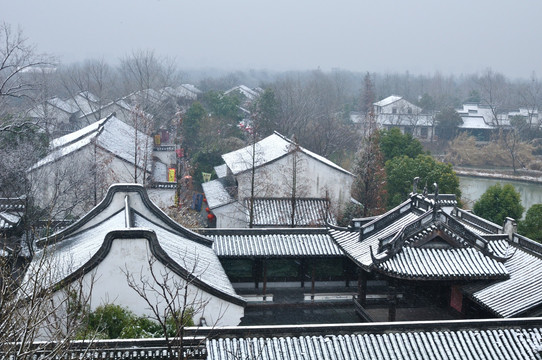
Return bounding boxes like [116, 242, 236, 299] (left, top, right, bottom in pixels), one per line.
[407, 107, 412, 114]
[421, 127, 428, 139]
[392, 107, 397, 114]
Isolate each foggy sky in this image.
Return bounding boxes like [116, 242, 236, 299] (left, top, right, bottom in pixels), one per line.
[3, 0, 541, 79]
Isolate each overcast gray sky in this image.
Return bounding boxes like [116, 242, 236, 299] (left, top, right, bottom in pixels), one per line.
[3, 0, 540, 79]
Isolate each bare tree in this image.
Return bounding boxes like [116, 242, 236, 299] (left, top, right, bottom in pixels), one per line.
[57, 59, 116, 125]
[0, 245, 95, 359]
[0, 22, 52, 132]
[124, 254, 219, 360]
[517, 72, 542, 131]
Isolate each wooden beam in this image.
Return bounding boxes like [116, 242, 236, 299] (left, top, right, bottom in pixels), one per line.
[357, 269, 367, 307]
[388, 279, 397, 322]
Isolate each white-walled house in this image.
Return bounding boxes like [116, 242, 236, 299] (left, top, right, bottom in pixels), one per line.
[203, 132, 354, 228]
[455, 103, 513, 141]
[20, 184, 245, 333]
[373, 95, 434, 140]
[28, 114, 153, 219]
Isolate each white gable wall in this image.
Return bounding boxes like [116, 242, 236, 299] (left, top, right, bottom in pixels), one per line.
[236, 151, 352, 212]
[29, 146, 149, 219]
[375, 98, 421, 115]
[82, 237, 243, 326]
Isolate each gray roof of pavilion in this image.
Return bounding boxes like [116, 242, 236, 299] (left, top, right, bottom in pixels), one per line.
[329, 197, 424, 270]
[205, 318, 542, 360]
[202, 228, 344, 258]
[329, 193, 542, 317]
[22, 184, 245, 306]
[245, 198, 336, 227]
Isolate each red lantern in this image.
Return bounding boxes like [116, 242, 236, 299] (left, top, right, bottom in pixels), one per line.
[205, 207, 210, 213]
[207, 213, 215, 221]
[203, 197, 207, 203]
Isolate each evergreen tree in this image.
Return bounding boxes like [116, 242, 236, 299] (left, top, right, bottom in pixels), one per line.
[379, 127, 424, 162]
[386, 154, 460, 208]
[473, 183, 524, 225]
[519, 204, 542, 243]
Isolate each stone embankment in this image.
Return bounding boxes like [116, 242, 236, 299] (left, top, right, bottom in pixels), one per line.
[454, 166, 542, 184]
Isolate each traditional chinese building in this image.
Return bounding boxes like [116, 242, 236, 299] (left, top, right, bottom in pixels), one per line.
[21, 184, 245, 327]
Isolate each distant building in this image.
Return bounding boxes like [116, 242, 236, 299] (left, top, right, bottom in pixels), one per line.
[372, 95, 434, 140]
[455, 103, 511, 141]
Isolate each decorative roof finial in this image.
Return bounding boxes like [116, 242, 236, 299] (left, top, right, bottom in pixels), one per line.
[412, 177, 420, 194]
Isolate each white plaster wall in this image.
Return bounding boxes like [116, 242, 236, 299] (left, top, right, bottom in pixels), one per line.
[236, 152, 352, 212]
[29, 145, 151, 219]
[153, 150, 176, 166]
[82, 237, 244, 326]
[29, 145, 98, 218]
[214, 202, 247, 228]
[380, 99, 421, 114]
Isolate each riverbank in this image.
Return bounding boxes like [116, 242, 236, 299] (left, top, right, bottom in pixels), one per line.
[454, 166, 542, 184]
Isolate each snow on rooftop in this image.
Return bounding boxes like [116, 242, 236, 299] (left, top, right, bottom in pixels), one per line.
[374, 95, 402, 107]
[29, 133, 95, 171]
[48, 97, 78, 113]
[459, 116, 496, 129]
[214, 164, 228, 178]
[180, 84, 201, 94]
[222, 133, 291, 175]
[202, 179, 235, 209]
[96, 117, 153, 171]
[224, 85, 259, 100]
[50, 117, 108, 148]
[30, 116, 152, 172]
[222, 132, 352, 176]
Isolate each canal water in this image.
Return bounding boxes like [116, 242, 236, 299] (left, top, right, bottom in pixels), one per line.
[459, 175, 542, 217]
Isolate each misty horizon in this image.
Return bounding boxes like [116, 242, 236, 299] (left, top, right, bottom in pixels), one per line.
[3, 0, 541, 81]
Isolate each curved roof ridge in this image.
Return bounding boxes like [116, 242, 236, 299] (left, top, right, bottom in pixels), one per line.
[37, 184, 213, 248]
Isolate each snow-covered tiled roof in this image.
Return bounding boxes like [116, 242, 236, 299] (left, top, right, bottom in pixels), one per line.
[206, 229, 344, 257]
[221, 132, 352, 176]
[246, 198, 336, 227]
[180, 84, 202, 94]
[330, 200, 421, 269]
[29, 115, 152, 172]
[224, 85, 260, 100]
[374, 95, 402, 107]
[464, 244, 542, 317]
[376, 113, 434, 127]
[331, 191, 542, 317]
[202, 178, 236, 209]
[207, 325, 542, 360]
[47, 97, 79, 113]
[0, 212, 22, 230]
[0, 197, 25, 212]
[21, 184, 244, 306]
[459, 116, 496, 129]
[134, 215, 239, 299]
[214, 164, 229, 178]
[49, 117, 108, 148]
[376, 247, 509, 280]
